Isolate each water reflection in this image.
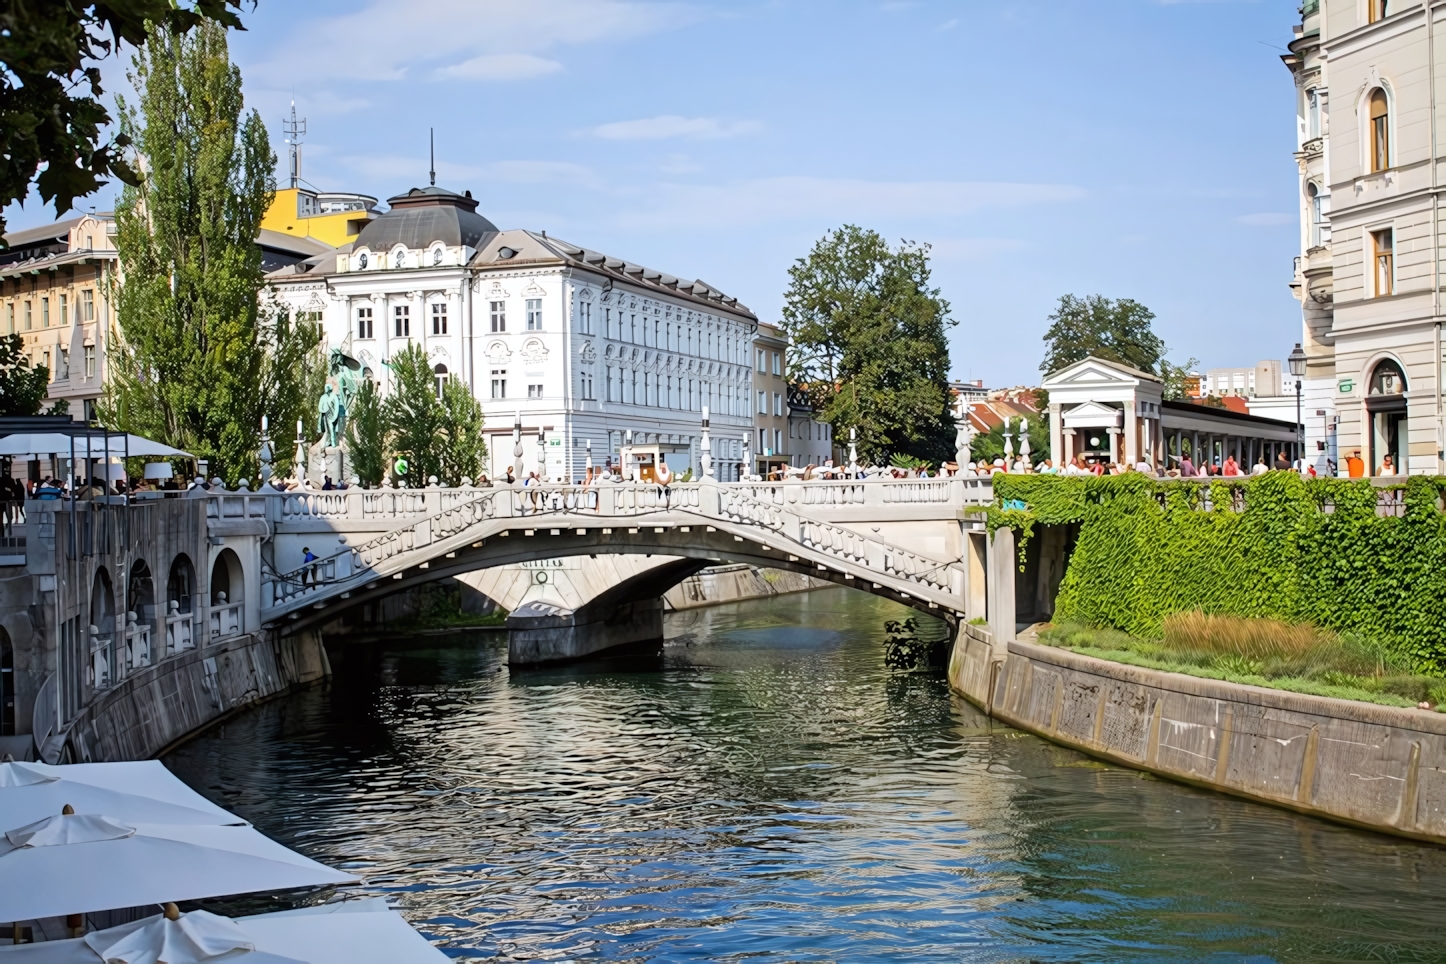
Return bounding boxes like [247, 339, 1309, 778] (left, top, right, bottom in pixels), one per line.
[165, 589, 1446, 961]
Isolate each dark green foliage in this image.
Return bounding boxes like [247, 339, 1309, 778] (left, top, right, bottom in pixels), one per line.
[382, 343, 486, 486]
[0, 0, 243, 239]
[969, 417, 1050, 466]
[0, 334, 50, 415]
[781, 225, 956, 464]
[991, 473, 1446, 672]
[105, 21, 323, 483]
[1040, 294, 1165, 376]
[346, 379, 386, 487]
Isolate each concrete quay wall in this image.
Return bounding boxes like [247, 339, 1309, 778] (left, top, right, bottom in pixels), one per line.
[62, 630, 329, 763]
[663, 565, 827, 610]
[949, 626, 1446, 844]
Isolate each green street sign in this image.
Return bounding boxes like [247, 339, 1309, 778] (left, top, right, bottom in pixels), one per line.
[1338, 379, 1354, 394]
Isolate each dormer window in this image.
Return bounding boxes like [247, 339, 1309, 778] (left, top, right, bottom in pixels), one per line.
[357, 252, 369, 270]
[392, 247, 406, 269]
[431, 245, 445, 266]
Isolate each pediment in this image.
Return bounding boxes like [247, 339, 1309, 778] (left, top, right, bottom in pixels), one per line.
[1043, 356, 1160, 390]
[1062, 400, 1123, 428]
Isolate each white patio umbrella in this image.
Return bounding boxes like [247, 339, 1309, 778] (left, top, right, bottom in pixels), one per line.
[0, 433, 193, 459]
[0, 811, 357, 922]
[0, 761, 247, 830]
[0, 898, 447, 963]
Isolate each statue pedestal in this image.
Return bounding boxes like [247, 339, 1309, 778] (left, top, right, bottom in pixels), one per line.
[306, 442, 348, 487]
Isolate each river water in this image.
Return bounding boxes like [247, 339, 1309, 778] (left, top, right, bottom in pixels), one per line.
[164, 589, 1446, 962]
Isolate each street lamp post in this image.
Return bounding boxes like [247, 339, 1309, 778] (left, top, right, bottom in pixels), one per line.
[1288, 342, 1307, 469]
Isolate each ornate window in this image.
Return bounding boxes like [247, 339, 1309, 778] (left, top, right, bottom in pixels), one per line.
[526, 298, 542, 331]
[433, 364, 448, 398]
[490, 301, 506, 332]
[357, 306, 373, 339]
[491, 369, 507, 399]
[1371, 227, 1394, 296]
[394, 305, 410, 337]
[432, 302, 447, 335]
[1369, 88, 1390, 172]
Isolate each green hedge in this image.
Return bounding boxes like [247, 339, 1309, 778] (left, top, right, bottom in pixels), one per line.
[989, 474, 1446, 670]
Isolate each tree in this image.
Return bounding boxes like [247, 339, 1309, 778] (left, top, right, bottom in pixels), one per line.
[382, 344, 446, 485]
[1157, 356, 1201, 402]
[438, 381, 487, 485]
[0, 334, 50, 416]
[0, 1, 244, 240]
[346, 379, 387, 487]
[381, 343, 486, 486]
[1039, 294, 1165, 377]
[781, 225, 956, 464]
[103, 21, 321, 483]
[969, 418, 1050, 467]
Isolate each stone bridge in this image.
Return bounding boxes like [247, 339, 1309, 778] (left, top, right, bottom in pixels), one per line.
[255, 478, 997, 661]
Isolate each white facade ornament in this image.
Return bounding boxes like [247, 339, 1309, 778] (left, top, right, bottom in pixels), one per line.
[488, 281, 510, 299]
[521, 339, 548, 365]
[486, 341, 511, 364]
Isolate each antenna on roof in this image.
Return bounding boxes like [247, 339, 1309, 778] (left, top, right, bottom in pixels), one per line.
[283, 101, 306, 189]
[429, 128, 436, 187]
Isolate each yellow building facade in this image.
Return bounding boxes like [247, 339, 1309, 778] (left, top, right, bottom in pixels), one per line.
[259, 188, 379, 248]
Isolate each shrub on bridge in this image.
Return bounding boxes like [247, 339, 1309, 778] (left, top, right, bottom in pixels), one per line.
[989, 474, 1446, 671]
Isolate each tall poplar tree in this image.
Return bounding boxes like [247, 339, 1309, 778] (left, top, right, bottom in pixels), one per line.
[782, 225, 956, 465]
[104, 21, 322, 482]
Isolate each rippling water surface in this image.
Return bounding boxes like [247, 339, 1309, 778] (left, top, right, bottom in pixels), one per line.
[164, 589, 1446, 961]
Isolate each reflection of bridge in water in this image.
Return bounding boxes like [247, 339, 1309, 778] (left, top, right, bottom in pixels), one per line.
[263, 478, 997, 662]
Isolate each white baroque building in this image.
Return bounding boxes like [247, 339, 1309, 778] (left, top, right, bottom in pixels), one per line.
[267, 186, 758, 481]
[1284, 0, 1446, 475]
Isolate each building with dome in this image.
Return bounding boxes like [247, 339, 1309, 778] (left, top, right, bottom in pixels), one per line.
[267, 185, 759, 481]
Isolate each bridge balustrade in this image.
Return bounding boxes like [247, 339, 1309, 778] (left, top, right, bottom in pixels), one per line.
[165, 601, 194, 654]
[209, 592, 243, 639]
[123, 612, 152, 671]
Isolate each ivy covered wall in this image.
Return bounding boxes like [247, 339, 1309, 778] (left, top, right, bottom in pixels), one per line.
[989, 474, 1446, 670]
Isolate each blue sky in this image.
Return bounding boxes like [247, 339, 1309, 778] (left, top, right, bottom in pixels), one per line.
[6, 0, 1303, 386]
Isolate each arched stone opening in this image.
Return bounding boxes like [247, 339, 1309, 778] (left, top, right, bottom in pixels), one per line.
[210, 548, 244, 637]
[90, 568, 116, 689]
[165, 553, 197, 653]
[1366, 358, 1407, 476]
[0, 627, 13, 737]
[126, 560, 156, 670]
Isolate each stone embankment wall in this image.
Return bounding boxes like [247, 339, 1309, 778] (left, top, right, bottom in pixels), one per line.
[949, 626, 1446, 844]
[663, 565, 826, 610]
[63, 631, 329, 762]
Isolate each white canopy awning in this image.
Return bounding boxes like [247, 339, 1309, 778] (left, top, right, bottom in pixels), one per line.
[0, 433, 193, 459]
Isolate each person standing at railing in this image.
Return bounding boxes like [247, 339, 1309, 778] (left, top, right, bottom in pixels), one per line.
[655, 454, 673, 506]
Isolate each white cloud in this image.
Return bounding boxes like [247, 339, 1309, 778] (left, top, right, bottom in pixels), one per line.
[616, 176, 1084, 229]
[660, 153, 703, 175]
[434, 54, 564, 81]
[938, 18, 960, 31]
[591, 116, 761, 141]
[1238, 212, 1293, 226]
[243, 0, 698, 88]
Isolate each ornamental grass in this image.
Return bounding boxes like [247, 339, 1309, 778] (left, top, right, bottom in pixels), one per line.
[1039, 613, 1446, 711]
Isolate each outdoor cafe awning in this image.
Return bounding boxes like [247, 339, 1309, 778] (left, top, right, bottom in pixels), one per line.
[0, 432, 193, 459]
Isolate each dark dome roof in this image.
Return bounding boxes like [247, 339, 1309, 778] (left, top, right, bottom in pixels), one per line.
[355, 186, 498, 251]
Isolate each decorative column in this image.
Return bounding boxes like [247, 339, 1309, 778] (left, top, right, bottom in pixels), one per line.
[1049, 403, 1063, 466]
[512, 411, 524, 482]
[847, 427, 858, 477]
[1107, 427, 1121, 464]
[1123, 401, 1138, 467]
[700, 405, 714, 479]
[536, 426, 547, 482]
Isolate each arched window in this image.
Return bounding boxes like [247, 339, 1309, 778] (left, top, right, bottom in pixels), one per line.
[1369, 358, 1407, 396]
[1370, 88, 1390, 172]
[1308, 183, 1330, 246]
[433, 364, 449, 398]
